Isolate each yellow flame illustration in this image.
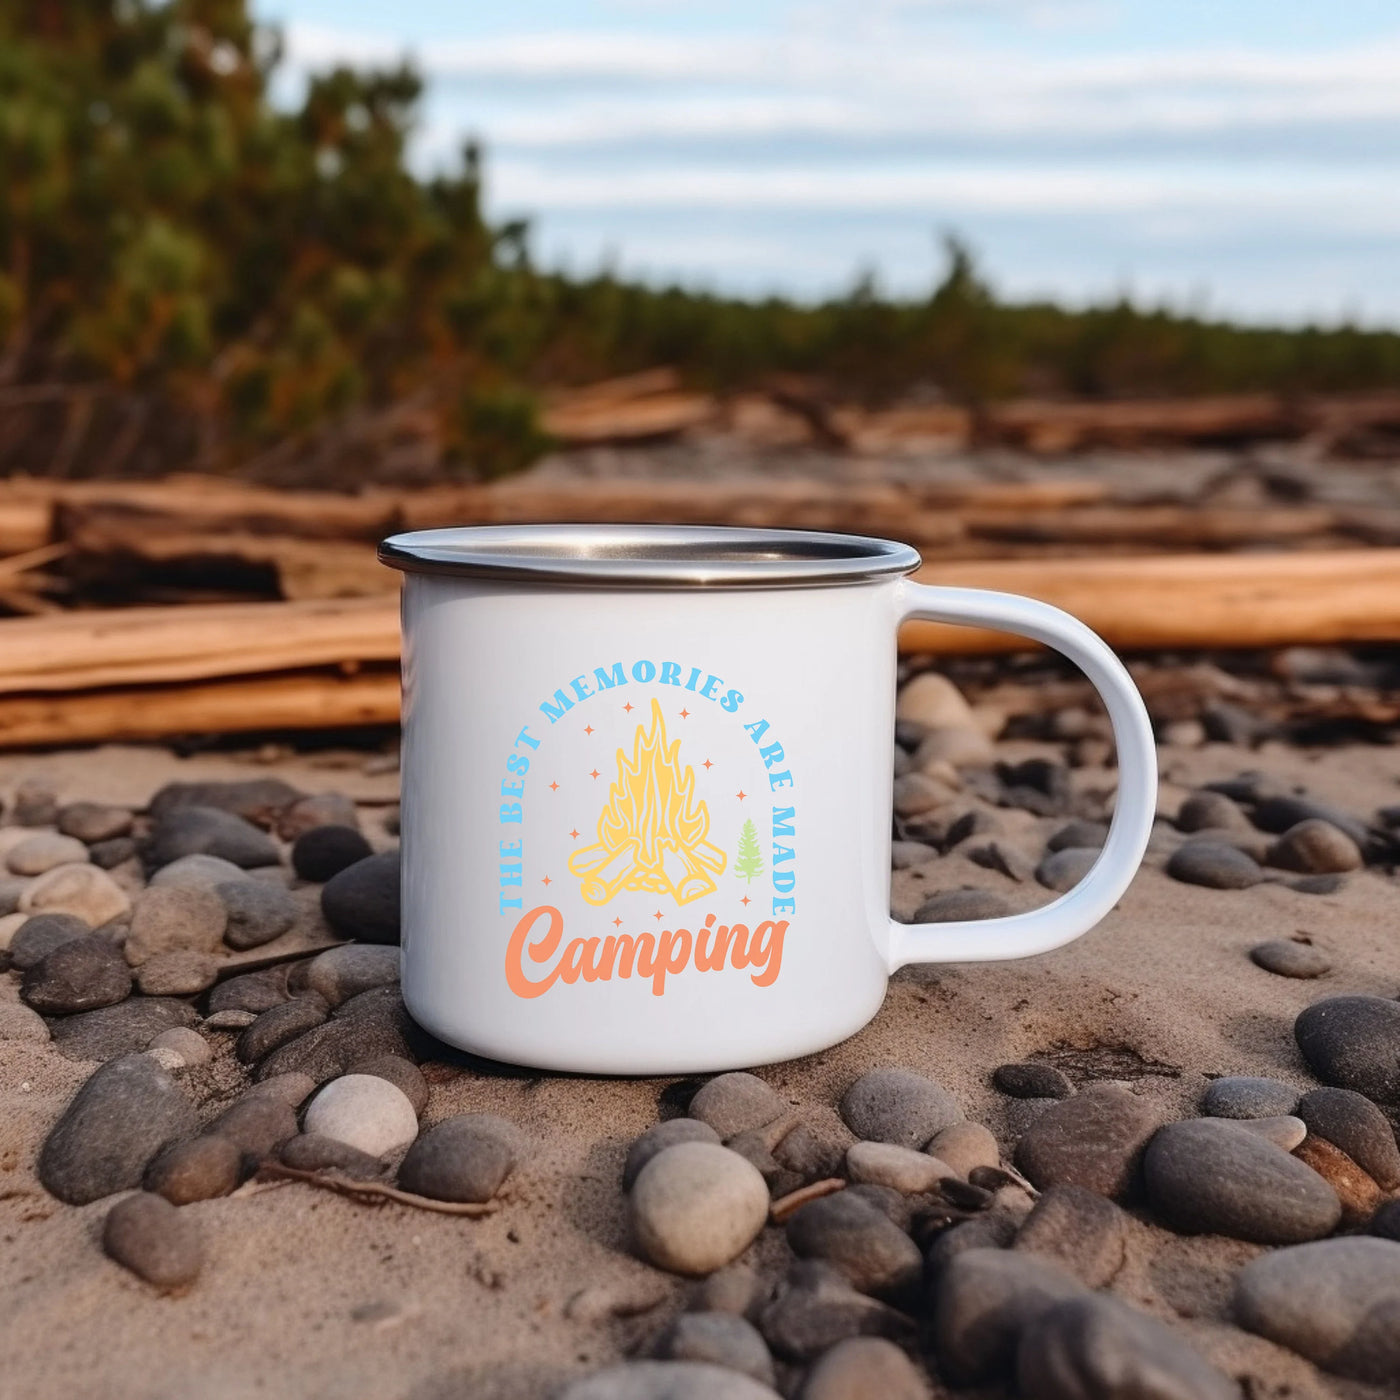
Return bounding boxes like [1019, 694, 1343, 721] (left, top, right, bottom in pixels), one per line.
[568, 699, 727, 906]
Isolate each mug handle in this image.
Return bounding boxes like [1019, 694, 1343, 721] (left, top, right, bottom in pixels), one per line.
[887, 581, 1158, 970]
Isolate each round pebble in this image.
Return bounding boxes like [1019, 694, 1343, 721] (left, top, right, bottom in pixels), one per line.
[10, 777, 59, 826]
[18, 862, 129, 927]
[1014, 1184, 1126, 1288]
[208, 1096, 299, 1161]
[926, 1122, 999, 1179]
[1232, 1115, 1308, 1152]
[144, 804, 280, 870]
[630, 1142, 770, 1276]
[626, 1120, 723, 1191]
[786, 1189, 922, 1299]
[349, 1054, 429, 1116]
[1296, 1087, 1400, 1189]
[22, 935, 132, 1014]
[102, 1191, 203, 1292]
[304, 944, 401, 1008]
[801, 1337, 930, 1400]
[280, 1132, 385, 1179]
[136, 950, 220, 997]
[1295, 995, 1400, 1104]
[1201, 1076, 1299, 1119]
[845, 1142, 950, 1195]
[1176, 790, 1252, 833]
[840, 1068, 961, 1150]
[123, 885, 228, 966]
[6, 832, 89, 876]
[147, 1026, 212, 1067]
[144, 1135, 243, 1204]
[993, 1063, 1074, 1100]
[208, 967, 291, 1015]
[560, 1361, 780, 1400]
[1234, 1237, 1400, 1383]
[58, 802, 134, 844]
[689, 1073, 786, 1138]
[276, 792, 360, 841]
[1045, 821, 1108, 853]
[1014, 1087, 1159, 1201]
[895, 672, 975, 730]
[150, 854, 247, 891]
[911, 888, 1013, 923]
[654, 1312, 775, 1386]
[1143, 1117, 1341, 1243]
[7, 912, 91, 970]
[1165, 841, 1263, 889]
[320, 850, 401, 943]
[1250, 939, 1331, 978]
[216, 879, 298, 950]
[758, 1259, 913, 1363]
[303, 1074, 419, 1158]
[1267, 819, 1363, 874]
[291, 824, 374, 882]
[397, 1113, 519, 1203]
[1018, 1294, 1237, 1400]
[89, 837, 138, 870]
[1034, 848, 1097, 893]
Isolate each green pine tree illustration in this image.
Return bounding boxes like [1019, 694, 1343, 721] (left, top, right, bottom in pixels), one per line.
[734, 819, 764, 883]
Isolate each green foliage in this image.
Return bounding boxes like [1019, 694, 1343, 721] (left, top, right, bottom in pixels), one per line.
[2, 1, 1399, 483]
[734, 819, 764, 884]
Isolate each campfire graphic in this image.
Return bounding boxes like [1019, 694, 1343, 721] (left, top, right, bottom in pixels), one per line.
[568, 699, 727, 906]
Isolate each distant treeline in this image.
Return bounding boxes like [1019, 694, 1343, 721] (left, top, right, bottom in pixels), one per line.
[4, 1, 1400, 483]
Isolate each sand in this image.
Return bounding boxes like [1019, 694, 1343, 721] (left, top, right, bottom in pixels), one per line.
[0, 733, 1397, 1400]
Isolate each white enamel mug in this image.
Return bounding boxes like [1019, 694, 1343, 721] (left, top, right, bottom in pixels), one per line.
[379, 525, 1156, 1075]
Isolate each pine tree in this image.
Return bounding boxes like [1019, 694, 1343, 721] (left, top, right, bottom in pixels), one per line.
[734, 819, 764, 883]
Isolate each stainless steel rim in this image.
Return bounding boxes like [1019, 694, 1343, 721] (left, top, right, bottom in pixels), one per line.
[378, 524, 922, 589]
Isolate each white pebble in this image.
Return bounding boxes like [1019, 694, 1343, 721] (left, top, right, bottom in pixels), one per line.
[6, 832, 89, 876]
[304, 1074, 419, 1158]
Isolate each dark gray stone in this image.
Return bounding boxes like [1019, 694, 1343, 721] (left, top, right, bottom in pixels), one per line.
[349, 1054, 429, 1117]
[1046, 821, 1108, 853]
[1143, 1118, 1341, 1244]
[397, 1113, 518, 1202]
[1250, 795, 1371, 849]
[1296, 1087, 1400, 1190]
[1165, 841, 1263, 890]
[758, 1261, 916, 1363]
[800, 1337, 929, 1400]
[1250, 939, 1330, 978]
[1014, 1185, 1127, 1288]
[943, 809, 999, 849]
[291, 824, 374, 882]
[1018, 1294, 1238, 1400]
[1035, 848, 1097, 893]
[1014, 1087, 1160, 1201]
[144, 1134, 243, 1204]
[932, 1247, 1086, 1384]
[1201, 1076, 1299, 1120]
[208, 1096, 299, 1161]
[1176, 791, 1250, 833]
[217, 879, 298, 950]
[1295, 995, 1400, 1104]
[253, 985, 417, 1084]
[8, 912, 90, 970]
[689, 1073, 785, 1137]
[22, 935, 132, 1014]
[653, 1312, 775, 1386]
[58, 802, 134, 844]
[11, 776, 58, 826]
[994, 1063, 1074, 1100]
[149, 853, 246, 891]
[785, 1190, 922, 1301]
[320, 850, 400, 944]
[966, 841, 1036, 883]
[625, 1119, 722, 1191]
[39, 1054, 198, 1203]
[1371, 1200, 1400, 1242]
[236, 996, 329, 1064]
[144, 805, 280, 871]
[279, 1132, 385, 1179]
[47, 996, 197, 1062]
[102, 1191, 203, 1292]
[1235, 1237, 1400, 1383]
[207, 966, 290, 1014]
[148, 778, 302, 828]
[840, 1068, 961, 1150]
[911, 888, 1013, 923]
[925, 1212, 1021, 1280]
[773, 1122, 843, 1183]
[304, 943, 400, 1008]
[89, 837, 139, 869]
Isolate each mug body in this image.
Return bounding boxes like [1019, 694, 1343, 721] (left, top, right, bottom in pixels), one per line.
[397, 566, 902, 1074]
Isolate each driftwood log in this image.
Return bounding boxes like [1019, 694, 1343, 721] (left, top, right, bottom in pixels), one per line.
[3, 550, 1400, 746]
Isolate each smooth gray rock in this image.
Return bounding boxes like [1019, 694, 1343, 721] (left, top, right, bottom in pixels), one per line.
[911, 888, 1013, 923]
[320, 850, 400, 943]
[689, 1073, 786, 1137]
[7, 831, 89, 876]
[398, 1113, 519, 1203]
[1250, 939, 1330, 978]
[304, 944, 400, 1008]
[149, 853, 246, 891]
[89, 837, 138, 869]
[1014, 1087, 1160, 1201]
[58, 802, 134, 844]
[1035, 848, 1097, 893]
[8, 912, 90, 970]
[1295, 995, 1400, 1104]
[759, 1261, 916, 1363]
[800, 1337, 930, 1400]
[1234, 1237, 1400, 1383]
[217, 879, 298, 950]
[786, 1190, 922, 1300]
[349, 1054, 429, 1117]
[1176, 791, 1251, 833]
[39, 1054, 197, 1203]
[253, 985, 416, 1084]
[891, 841, 937, 870]
[1266, 819, 1363, 874]
[102, 1191, 203, 1291]
[1143, 1118, 1341, 1244]
[144, 1135, 242, 1204]
[1233, 1115, 1307, 1152]
[123, 884, 227, 965]
[303, 1074, 419, 1158]
[148, 778, 301, 828]
[291, 824, 373, 882]
[1046, 821, 1108, 852]
[22, 935, 132, 1014]
[1165, 841, 1263, 889]
[994, 1063, 1074, 1100]
[1018, 1294, 1239, 1400]
[1201, 1076, 1299, 1120]
[932, 1247, 1086, 1383]
[625, 1119, 722, 1192]
[926, 1211, 1021, 1280]
[207, 966, 290, 1014]
[689, 1264, 762, 1318]
[1296, 1087, 1400, 1190]
[840, 1068, 961, 1150]
[208, 1096, 299, 1161]
[47, 996, 197, 1062]
[241, 1072, 316, 1108]
[11, 776, 58, 826]
[1014, 1185, 1127, 1288]
[280, 1132, 385, 1179]
[237, 997, 329, 1065]
[276, 792, 360, 841]
[654, 1312, 775, 1386]
[559, 1362, 780, 1400]
[144, 804, 280, 870]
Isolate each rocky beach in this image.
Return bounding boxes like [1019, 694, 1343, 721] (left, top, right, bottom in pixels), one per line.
[1, 659, 1399, 1400]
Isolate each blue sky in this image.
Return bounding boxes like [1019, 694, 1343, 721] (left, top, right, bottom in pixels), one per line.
[255, 1, 1400, 324]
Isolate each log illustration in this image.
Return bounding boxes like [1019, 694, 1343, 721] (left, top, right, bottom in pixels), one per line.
[568, 699, 726, 906]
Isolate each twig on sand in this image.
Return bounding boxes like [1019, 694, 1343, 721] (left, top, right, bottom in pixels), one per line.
[256, 1162, 500, 1217]
[770, 1177, 845, 1224]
